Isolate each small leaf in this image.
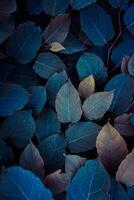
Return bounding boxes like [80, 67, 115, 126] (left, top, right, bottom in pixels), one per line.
[44, 13, 71, 45]
[33, 52, 66, 79]
[0, 166, 53, 200]
[80, 4, 115, 46]
[26, 0, 43, 15]
[0, 110, 35, 148]
[36, 108, 61, 141]
[114, 114, 134, 137]
[65, 122, 101, 153]
[6, 21, 42, 64]
[78, 75, 95, 99]
[38, 134, 65, 174]
[82, 91, 114, 121]
[121, 56, 129, 73]
[0, 139, 13, 166]
[124, 4, 134, 36]
[0, 83, 29, 116]
[128, 54, 134, 76]
[96, 122, 129, 169]
[70, 0, 96, 10]
[116, 149, 134, 186]
[67, 159, 111, 200]
[76, 53, 107, 83]
[0, 0, 17, 13]
[55, 81, 82, 123]
[50, 42, 65, 52]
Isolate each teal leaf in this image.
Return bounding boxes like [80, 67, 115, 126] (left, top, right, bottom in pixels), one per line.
[124, 4, 134, 36]
[55, 81, 82, 123]
[80, 4, 115, 46]
[70, 0, 96, 10]
[0, 110, 35, 148]
[33, 52, 66, 79]
[65, 122, 101, 153]
[0, 139, 13, 166]
[67, 159, 111, 200]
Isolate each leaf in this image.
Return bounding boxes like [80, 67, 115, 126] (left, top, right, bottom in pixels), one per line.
[70, 0, 96, 10]
[128, 54, 134, 76]
[27, 86, 47, 114]
[65, 154, 87, 178]
[0, 0, 17, 13]
[19, 141, 45, 179]
[116, 149, 134, 186]
[26, 0, 43, 15]
[114, 114, 134, 137]
[0, 13, 14, 45]
[55, 81, 82, 123]
[0, 166, 53, 200]
[33, 52, 66, 79]
[65, 122, 101, 153]
[46, 70, 68, 107]
[105, 74, 134, 115]
[96, 122, 129, 169]
[42, 0, 70, 16]
[80, 4, 115, 46]
[6, 21, 42, 64]
[44, 13, 71, 45]
[50, 42, 65, 52]
[78, 75, 95, 99]
[38, 134, 65, 174]
[0, 110, 35, 148]
[36, 108, 61, 141]
[121, 56, 129, 73]
[108, 0, 129, 8]
[45, 169, 70, 195]
[124, 4, 134, 36]
[0, 139, 13, 166]
[76, 53, 107, 83]
[0, 83, 29, 116]
[67, 159, 111, 200]
[82, 91, 114, 121]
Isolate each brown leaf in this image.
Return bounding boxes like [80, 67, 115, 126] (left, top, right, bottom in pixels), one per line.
[96, 122, 128, 169]
[78, 75, 95, 99]
[121, 56, 129, 73]
[114, 113, 134, 137]
[116, 149, 134, 186]
[50, 42, 65, 52]
[19, 141, 45, 179]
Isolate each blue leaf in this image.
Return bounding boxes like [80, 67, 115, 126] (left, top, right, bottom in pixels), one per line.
[0, 139, 13, 166]
[65, 122, 101, 153]
[46, 70, 68, 107]
[124, 4, 134, 36]
[0, 13, 15, 45]
[70, 0, 96, 10]
[38, 134, 65, 173]
[36, 108, 61, 141]
[26, 0, 43, 15]
[33, 52, 66, 79]
[67, 159, 111, 200]
[76, 53, 108, 83]
[6, 22, 42, 64]
[110, 178, 129, 200]
[0, 0, 17, 13]
[80, 4, 115, 46]
[108, 0, 129, 8]
[27, 86, 47, 114]
[0, 110, 35, 148]
[0, 63, 15, 82]
[128, 186, 134, 200]
[0, 166, 53, 200]
[42, 0, 70, 16]
[105, 74, 134, 115]
[0, 83, 29, 116]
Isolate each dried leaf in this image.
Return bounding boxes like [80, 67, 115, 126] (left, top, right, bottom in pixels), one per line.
[50, 42, 65, 52]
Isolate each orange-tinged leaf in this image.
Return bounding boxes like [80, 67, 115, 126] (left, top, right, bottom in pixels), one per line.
[96, 122, 128, 169]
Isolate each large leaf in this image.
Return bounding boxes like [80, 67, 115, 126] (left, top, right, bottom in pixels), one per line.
[80, 4, 115, 46]
[0, 83, 29, 116]
[0, 110, 35, 148]
[0, 0, 17, 13]
[76, 53, 107, 83]
[36, 108, 61, 141]
[65, 122, 101, 153]
[26, 0, 43, 15]
[70, 0, 96, 10]
[108, 0, 129, 8]
[96, 123, 128, 169]
[82, 91, 114, 120]
[42, 0, 69, 16]
[124, 4, 134, 36]
[43, 13, 71, 45]
[0, 139, 13, 166]
[105, 74, 134, 115]
[46, 70, 68, 107]
[38, 134, 65, 173]
[67, 159, 111, 200]
[6, 22, 42, 64]
[55, 82, 82, 123]
[0, 166, 53, 200]
[33, 52, 66, 79]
